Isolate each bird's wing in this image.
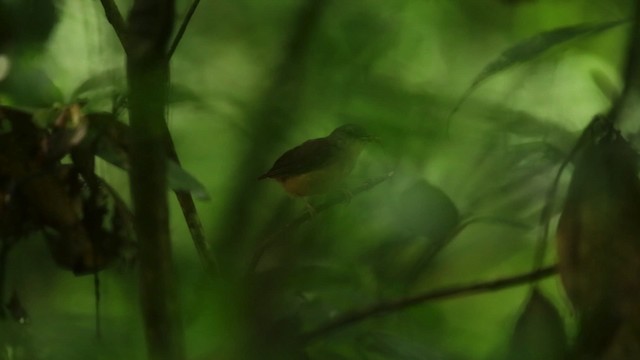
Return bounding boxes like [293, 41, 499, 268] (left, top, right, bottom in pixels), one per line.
[258, 138, 339, 179]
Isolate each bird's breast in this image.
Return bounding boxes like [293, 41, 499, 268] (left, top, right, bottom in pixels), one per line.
[278, 161, 355, 197]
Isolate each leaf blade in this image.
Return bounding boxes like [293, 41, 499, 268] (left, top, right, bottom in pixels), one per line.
[447, 19, 628, 125]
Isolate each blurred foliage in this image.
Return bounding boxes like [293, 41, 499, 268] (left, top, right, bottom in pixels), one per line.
[0, 0, 636, 359]
[506, 289, 567, 360]
[557, 115, 640, 359]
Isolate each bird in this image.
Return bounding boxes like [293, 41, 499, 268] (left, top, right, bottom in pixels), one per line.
[258, 124, 376, 198]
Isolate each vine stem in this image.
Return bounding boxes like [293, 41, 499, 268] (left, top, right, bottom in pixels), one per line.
[167, 0, 201, 59]
[301, 265, 557, 344]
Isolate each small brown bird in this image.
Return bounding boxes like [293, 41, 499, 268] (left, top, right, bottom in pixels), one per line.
[258, 124, 376, 197]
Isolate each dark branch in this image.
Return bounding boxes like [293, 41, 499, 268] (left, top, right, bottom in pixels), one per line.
[168, 0, 201, 59]
[533, 160, 570, 271]
[163, 0, 219, 276]
[99, 0, 128, 52]
[402, 214, 530, 290]
[248, 172, 394, 273]
[126, 0, 185, 358]
[176, 193, 219, 275]
[166, 136, 220, 276]
[100, 0, 218, 277]
[301, 265, 557, 344]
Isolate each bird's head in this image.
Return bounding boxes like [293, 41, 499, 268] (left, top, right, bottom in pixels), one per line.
[329, 124, 378, 147]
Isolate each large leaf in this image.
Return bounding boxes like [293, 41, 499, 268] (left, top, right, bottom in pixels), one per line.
[557, 116, 640, 358]
[0, 62, 63, 107]
[169, 83, 206, 105]
[394, 180, 459, 240]
[166, 160, 210, 199]
[394, 180, 460, 288]
[506, 289, 566, 360]
[72, 68, 204, 106]
[70, 68, 124, 101]
[448, 19, 627, 121]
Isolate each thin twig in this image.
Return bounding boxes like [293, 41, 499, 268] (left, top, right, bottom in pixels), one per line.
[403, 214, 531, 290]
[160, 114, 220, 276]
[532, 161, 570, 271]
[532, 115, 605, 273]
[301, 265, 557, 344]
[98, 0, 128, 52]
[173, 184, 220, 275]
[164, 0, 217, 275]
[167, 0, 201, 59]
[248, 172, 394, 273]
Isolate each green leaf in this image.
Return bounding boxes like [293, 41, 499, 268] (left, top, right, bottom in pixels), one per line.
[70, 68, 124, 101]
[448, 19, 628, 122]
[72, 68, 204, 106]
[473, 20, 626, 89]
[0, 63, 63, 107]
[590, 69, 620, 104]
[376, 180, 461, 290]
[96, 145, 210, 200]
[506, 289, 567, 360]
[395, 180, 459, 240]
[169, 84, 205, 105]
[87, 113, 210, 200]
[94, 137, 130, 169]
[166, 160, 210, 200]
